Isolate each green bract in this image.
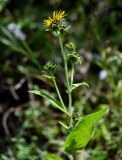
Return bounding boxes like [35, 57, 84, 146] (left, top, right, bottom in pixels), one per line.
[66, 53, 81, 65]
[70, 82, 89, 91]
[42, 74, 55, 80]
[65, 42, 76, 51]
[43, 62, 57, 75]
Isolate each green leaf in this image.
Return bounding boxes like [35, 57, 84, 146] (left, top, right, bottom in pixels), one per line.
[42, 74, 55, 80]
[64, 26, 71, 32]
[1, 27, 17, 43]
[43, 152, 64, 160]
[71, 82, 89, 91]
[0, 37, 26, 55]
[59, 121, 69, 129]
[29, 90, 69, 116]
[64, 105, 108, 154]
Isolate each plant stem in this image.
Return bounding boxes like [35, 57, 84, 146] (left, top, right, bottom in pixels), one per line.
[22, 40, 33, 56]
[69, 64, 75, 111]
[53, 78, 67, 111]
[58, 36, 73, 121]
[59, 36, 70, 90]
[71, 64, 74, 86]
[58, 37, 70, 91]
[69, 64, 74, 127]
[73, 154, 77, 160]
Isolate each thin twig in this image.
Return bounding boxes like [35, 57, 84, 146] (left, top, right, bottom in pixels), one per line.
[2, 107, 15, 135]
[27, 76, 35, 102]
[2, 103, 28, 135]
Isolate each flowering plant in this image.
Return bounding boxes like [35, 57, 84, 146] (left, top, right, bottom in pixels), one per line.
[29, 11, 108, 160]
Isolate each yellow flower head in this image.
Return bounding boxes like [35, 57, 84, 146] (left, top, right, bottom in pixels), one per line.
[43, 10, 66, 28]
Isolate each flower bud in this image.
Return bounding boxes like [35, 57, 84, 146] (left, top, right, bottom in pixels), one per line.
[43, 62, 57, 75]
[65, 42, 76, 51]
[66, 53, 81, 65]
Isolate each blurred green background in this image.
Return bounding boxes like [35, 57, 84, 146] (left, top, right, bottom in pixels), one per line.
[0, 0, 122, 159]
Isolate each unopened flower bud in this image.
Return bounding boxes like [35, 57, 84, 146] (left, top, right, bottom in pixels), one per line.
[65, 42, 76, 51]
[43, 62, 57, 75]
[66, 53, 81, 65]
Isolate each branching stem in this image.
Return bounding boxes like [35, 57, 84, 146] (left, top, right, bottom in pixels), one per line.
[58, 35, 73, 126]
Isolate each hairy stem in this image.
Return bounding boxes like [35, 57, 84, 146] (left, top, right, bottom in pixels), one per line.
[58, 36, 73, 120]
[53, 78, 67, 111]
[71, 64, 74, 86]
[69, 64, 75, 112]
[69, 64, 74, 127]
[59, 36, 69, 89]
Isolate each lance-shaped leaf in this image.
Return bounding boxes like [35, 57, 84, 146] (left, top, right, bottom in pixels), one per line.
[70, 82, 89, 92]
[59, 121, 69, 129]
[42, 74, 55, 80]
[64, 105, 108, 154]
[29, 90, 69, 115]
